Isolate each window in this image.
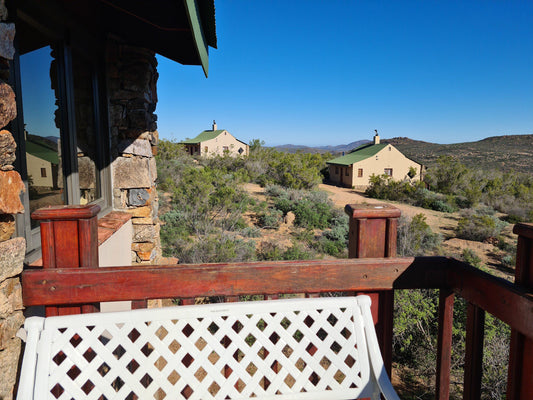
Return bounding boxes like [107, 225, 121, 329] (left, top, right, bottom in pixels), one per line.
[223, 146, 229, 152]
[12, 11, 110, 257]
[204, 146, 208, 153]
[358, 168, 363, 177]
[384, 168, 393, 176]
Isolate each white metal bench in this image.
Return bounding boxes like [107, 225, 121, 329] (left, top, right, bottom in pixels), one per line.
[17, 296, 400, 400]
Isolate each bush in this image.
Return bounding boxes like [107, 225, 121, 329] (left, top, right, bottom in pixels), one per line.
[292, 200, 332, 229]
[461, 248, 482, 269]
[256, 208, 283, 229]
[257, 242, 315, 261]
[397, 214, 441, 256]
[165, 234, 256, 264]
[314, 209, 349, 257]
[269, 189, 335, 229]
[456, 214, 506, 242]
[247, 142, 330, 189]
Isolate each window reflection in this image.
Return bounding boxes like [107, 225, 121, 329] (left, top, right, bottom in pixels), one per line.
[72, 53, 100, 205]
[20, 45, 65, 228]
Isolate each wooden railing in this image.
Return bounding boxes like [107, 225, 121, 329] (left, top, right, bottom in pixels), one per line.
[22, 204, 533, 399]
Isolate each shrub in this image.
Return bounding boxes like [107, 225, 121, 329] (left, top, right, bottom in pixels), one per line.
[397, 214, 441, 256]
[256, 208, 283, 229]
[257, 242, 315, 261]
[292, 200, 332, 229]
[456, 214, 506, 242]
[461, 248, 482, 269]
[165, 234, 256, 264]
[270, 189, 335, 229]
[501, 254, 515, 268]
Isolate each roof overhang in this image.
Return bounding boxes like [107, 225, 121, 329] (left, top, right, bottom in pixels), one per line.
[55, 0, 217, 77]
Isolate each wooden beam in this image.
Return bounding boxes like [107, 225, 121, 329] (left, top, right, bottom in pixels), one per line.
[507, 223, 533, 400]
[463, 303, 485, 400]
[448, 259, 533, 339]
[436, 289, 454, 400]
[23, 258, 419, 306]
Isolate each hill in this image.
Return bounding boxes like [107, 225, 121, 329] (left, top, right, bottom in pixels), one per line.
[274, 140, 370, 154]
[382, 134, 533, 173]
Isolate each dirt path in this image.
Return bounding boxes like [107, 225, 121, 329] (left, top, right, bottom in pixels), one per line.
[318, 184, 459, 237]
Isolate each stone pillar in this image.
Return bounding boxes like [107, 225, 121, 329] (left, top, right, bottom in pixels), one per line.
[0, 7, 26, 399]
[106, 41, 161, 265]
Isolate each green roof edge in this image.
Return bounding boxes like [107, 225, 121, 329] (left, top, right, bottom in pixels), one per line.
[327, 143, 387, 166]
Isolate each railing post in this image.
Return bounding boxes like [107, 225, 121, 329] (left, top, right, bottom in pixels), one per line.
[463, 302, 485, 399]
[345, 203, 400, 376]
[32, 204, 100, 317]
[436, 288, 454, 400]
[507, 223, 533, 400]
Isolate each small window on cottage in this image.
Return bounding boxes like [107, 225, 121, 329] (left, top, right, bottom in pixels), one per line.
[358, 168, 363, 177]
[40, 168, 47, 177]
[204, 146, 208, 153]
[384, 168, 393, 176]
[223, 146, 229, 152]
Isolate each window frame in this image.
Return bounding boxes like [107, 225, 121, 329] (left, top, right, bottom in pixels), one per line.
[384, 168, 393, 176]
[11, 8, 111, 260]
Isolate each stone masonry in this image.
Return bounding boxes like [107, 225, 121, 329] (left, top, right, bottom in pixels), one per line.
[107, 42, 162, 264]
[0, 4, 26, 399]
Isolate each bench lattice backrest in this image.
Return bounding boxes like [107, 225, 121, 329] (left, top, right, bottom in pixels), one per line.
[18, 296, 399, 400]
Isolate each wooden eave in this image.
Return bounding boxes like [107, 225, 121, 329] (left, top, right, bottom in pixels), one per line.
[21, 0, 217, 76]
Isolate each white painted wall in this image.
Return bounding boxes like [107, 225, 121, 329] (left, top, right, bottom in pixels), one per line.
[99, 219, 133, 312]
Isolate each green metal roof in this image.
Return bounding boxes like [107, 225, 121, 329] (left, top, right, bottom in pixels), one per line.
[327, 143, 387, 166]
[180, 130, 224, 144]
[25, 140, 59, 164]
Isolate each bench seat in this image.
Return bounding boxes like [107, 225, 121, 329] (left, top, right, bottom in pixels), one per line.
[18, 296, 400, 400]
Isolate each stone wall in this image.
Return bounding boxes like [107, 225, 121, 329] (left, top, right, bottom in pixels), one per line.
[106, 42, 162, 264]
[0, 6, 26, 399]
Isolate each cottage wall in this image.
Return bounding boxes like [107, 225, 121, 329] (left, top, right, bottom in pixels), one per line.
[351, 145, 421, 189]
[0, 5, 26, 399]
[329, 144, 421, 189]
[201, 131, 249, 157]
[328, 164, 353, 187]
[106, 42, 162, 264]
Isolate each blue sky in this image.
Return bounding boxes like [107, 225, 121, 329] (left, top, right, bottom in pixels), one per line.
[156, 0, 533, 146]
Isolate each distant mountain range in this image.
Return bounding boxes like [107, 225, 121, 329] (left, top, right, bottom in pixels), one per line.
[274, 134, 533, 174]
[273, 140, 370, 154]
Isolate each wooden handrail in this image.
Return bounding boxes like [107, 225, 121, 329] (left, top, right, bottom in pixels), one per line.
[22, 256, 533, 340]
[23, 257, 419, 305]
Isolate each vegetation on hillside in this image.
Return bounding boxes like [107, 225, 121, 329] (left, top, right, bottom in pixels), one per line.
[384, 134, 533, 174]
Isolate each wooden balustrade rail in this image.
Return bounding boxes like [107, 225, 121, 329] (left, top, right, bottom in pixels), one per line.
[22, 257, 533, 340]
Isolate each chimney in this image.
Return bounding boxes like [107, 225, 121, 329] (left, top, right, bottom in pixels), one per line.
[212, 120, 217, 131]
[373, 129, 380, 145]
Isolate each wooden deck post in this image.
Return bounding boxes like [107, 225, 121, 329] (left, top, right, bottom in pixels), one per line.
[507, 222, 533, 400]
[32, 204, 100, 317]
[345, 203, 400, 376]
